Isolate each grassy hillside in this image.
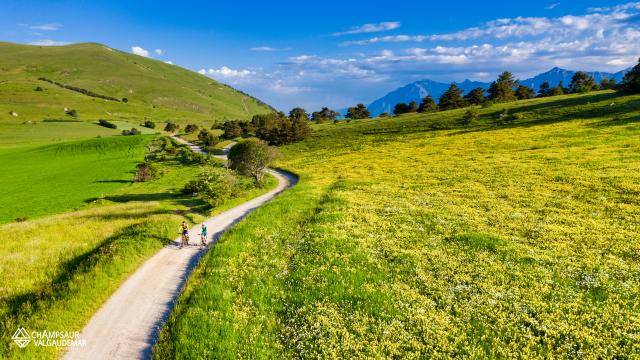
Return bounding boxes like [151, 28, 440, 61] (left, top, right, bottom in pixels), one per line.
[0, 42, 273, 124]
[155, 91, 640, 358]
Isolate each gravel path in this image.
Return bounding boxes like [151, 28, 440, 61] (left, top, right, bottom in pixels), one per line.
[63, 137, 296, 360]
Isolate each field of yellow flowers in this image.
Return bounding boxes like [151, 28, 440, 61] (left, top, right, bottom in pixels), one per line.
[155, 91, 640, 359]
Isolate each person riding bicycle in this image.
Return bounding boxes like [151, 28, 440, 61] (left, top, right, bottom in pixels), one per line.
[200, 224, 208, 247]
[180, 221, 189, 248]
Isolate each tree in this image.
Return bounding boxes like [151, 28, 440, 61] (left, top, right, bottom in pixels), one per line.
[290, 110, 311, 142]
[418, 96, 439, 113]
[198, 129, 219, 147]
[143, 120, 156, 129]
[488, 71, 518, 102]
[346, 104, 370, 119]
[311, 107, 339, 123]
[538, 80, 551, 97]
[164, 122, 179, 133]
[393, 102, 417, 115]
[252, 112, 310, 145]
[185, 124, 199, 134]
[464, 88, 486, 105]
[228, 138, 278, 184]
[621, 57, 640, 93]
[439, 84, 467, 111]
[569, 71, 596, 93]
[550, 81, 566, 96]
[288, 107, 309, 122]
[600, 78, 617, 90]
[515, 85, 535, 100]
[220, 121, 242, 139]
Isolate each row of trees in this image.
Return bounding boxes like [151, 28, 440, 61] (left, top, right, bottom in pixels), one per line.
[211, 107, 312, 146]
[393, 65, 640, 116]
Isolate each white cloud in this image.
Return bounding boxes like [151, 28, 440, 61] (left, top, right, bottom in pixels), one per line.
[588, 2, 640, 13]
[154, 49, 163, 55]
[165, 60, 173, 65]
[131, 46, 150, 57]
[27, 23, 61, 31]
[250, 46, 291, 52]
[29, 39, 69, 46]
[546, 3, 560, 10]
[202, 66, 256, 78]
[333, 21, 401, 36]
[341, 5, 640, 46]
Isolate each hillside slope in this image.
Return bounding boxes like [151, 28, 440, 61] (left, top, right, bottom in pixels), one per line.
[0, 42, 273, 123]
[155, 90, 640, 358]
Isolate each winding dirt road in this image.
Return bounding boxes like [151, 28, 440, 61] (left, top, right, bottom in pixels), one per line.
[63, 138, 296, 360]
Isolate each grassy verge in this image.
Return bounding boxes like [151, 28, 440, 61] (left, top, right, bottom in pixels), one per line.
[0, 212, 183, 359]
[153, 91, 640, 358]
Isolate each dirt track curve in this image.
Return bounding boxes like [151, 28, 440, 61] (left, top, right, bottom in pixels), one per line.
[63, 137, 296, 360]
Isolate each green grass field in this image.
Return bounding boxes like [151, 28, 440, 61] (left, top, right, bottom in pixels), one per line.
[0, 135, 152, 223]
[0, 42, 273, 125]
[154, 91, 640, 359]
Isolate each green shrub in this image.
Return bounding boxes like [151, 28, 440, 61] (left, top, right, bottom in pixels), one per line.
[460, 108, 479, 126]
[177, 148, 223, 166]
[122, 128, 141, 136]
[133, 162, 159, 182]
[98, 119, 117, 129]
[185, 124, 199, 134]
[182, 167, 245, 207]
[164, 122, 179, 133]
[143, 120, 156, 129]
[481, 100, 496, 108]
[197, 129, 219, 147]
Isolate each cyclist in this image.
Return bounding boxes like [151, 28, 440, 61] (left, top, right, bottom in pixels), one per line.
[200, 224, 208, 248]
[180, 221, 189, 248]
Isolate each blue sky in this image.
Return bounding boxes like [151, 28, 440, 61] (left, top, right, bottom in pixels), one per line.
[1, 0, 639, 111]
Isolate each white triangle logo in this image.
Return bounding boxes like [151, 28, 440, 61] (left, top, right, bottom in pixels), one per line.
[12, 327, 31, 348]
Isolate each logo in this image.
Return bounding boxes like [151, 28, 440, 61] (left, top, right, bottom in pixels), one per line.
[10, 327, 86, 349]
[12, 328, 31, 348]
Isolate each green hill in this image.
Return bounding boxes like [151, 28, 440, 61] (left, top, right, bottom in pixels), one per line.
[155, 91, 640, 358]
[0, 42, 273, 124]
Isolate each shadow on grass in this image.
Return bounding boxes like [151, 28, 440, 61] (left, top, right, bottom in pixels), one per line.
[95, 179, 132, 184]
[588, 114, 640, 128]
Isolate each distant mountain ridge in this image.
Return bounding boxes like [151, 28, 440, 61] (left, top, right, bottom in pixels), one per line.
[364, 67, 629, 117]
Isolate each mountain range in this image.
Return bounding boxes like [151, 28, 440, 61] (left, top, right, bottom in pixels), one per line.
[363, 67, 630, 117]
